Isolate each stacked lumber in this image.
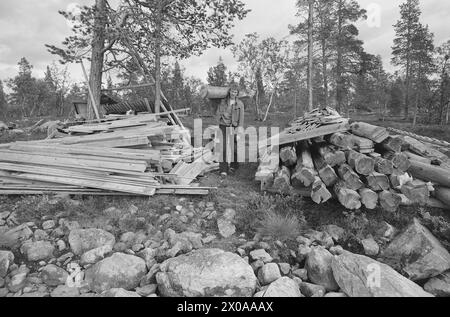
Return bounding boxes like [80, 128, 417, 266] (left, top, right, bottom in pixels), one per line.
[0, 115, 217, 197]
[256, 108, 450, 212]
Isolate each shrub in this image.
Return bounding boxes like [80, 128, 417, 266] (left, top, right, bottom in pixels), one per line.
[257, 210, 301, 242]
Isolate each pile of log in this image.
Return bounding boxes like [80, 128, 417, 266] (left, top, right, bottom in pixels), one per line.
[257, 109, 450, 212]
[0, 114, 218, 197]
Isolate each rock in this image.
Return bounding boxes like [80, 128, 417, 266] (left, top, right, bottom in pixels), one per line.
[292, 269, 308, 281]
[60, 220, 80, 232]
[251, 260, 264, 272]
[0, 251, 14, 278]
[329, 246, 345, 256]
[324, 292, 348, 298]
[157, 249, 257, 297]
[0, 211, 10, 220]
[217, 218, 236, 238]
[202, 235, 216, 244]
[137, 248, 157, 270]
[304, 230, 334, 249]
[323, 225, 345, 243]
[257, 277, 302, 297]
[20, 241, 55, 262]
[101, 288, 141, 297]
[136, 284, 157, 297]
[258, 263, 282, 285]
[0, 288, 8, 297]
[51, 285, 80, 297]
[33, 229, 48, 241]
[424, 271, 450, 297]
[164, 230, 203, 258]
[20, 291, 49, 297]
[378, 221, 396, 240]
[42, 220, 55, 230]
[120, 232, 136, 247]
[299, 282, 326, 297]
[278, 263, 291, 276]
[331, 251, 433, 297]
[113, 242, 127, 253]
[297, 245, 312, 263]
[305, 247, 339, 291]
[40, 265, 69, 286]
[361, 237, 379, 256]
[8, 271, 29, 293]
[69, 229, 115, 256]
[85, 253, 147, 293]
[80, 245, 113, 266]
[249, 249, 273, 263]
[382, 218, 450, 281]
[0, 224, 33, 249]
[56, 240, 66, 252]
[0, 277, 3, 288]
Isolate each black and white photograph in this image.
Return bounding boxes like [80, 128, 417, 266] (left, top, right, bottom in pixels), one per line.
[0, 0, 450, 302]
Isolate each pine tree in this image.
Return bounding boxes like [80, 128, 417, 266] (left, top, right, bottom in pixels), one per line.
[392, 0, 422, 118]
[0, 80, 7, 113]
[207, 57, 228, 87]
[172, 61, 184, 109]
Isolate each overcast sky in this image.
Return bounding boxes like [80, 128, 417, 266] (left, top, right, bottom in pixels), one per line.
[0, 0, 449, 85]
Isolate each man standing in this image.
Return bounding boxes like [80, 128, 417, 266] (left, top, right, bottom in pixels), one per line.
[217, 83, 245, 177]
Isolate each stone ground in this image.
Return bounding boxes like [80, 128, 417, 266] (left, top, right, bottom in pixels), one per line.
[0, 115, 450, 297]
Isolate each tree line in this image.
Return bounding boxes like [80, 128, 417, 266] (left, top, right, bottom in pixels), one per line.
[1, 0, 449, 126]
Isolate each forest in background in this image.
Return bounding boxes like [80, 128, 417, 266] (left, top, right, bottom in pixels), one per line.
[0, 0, 449, 126]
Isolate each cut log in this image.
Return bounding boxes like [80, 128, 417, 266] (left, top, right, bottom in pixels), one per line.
[391, 153, 411, 172]
[408, 160, 450, 187]
[334, 181, 362, 210]
[346, 150, 375, 176]
[366, 172, 390, 192]
[359, 188, 378, 210]
[434, 187, 450, 208]
[328, 133, 355, 149]
[379, 136, 403, 153]
[379, 190, 402, 212]
[273, 166, 292, 194]
[311, 177, 332, 204]
[404, 151, 432, 165]
[317, 144, 346, 167]
[400, 180, 430, 205]
[337, 164, 363, 191]
[312, 149, 338, 187]
[403, 136, 448, 161]
[280, 146, 298, 167]
[389, 170, 413, 189]
[399, 194, 449, 210]
[374, 157, 394, 175]
[351, 135, 374, 151]
[350, 122, 389, 143]
[291, 143, 317, 187]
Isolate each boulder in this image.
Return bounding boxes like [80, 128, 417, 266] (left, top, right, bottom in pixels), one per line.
[40, 265, 69, 286]
[20, 241, 55, 262]
[299, 282, 326, 297]
[249, 249, 273, 263]
[257, 263, 281, 285]
[361, 237, 379, 257]
[8, 270, 29, 293]
[85, 253, 147, 293]
[80, 245, 113, 266]
[323, 225, 345, 243]
[51, 285, 80, 297]
[0, 251, 14, 278]
[424, 271, 450, 297]
[101, 288, 141, 297]
[69, 229, 115, 256]
[0, 224, 33, 249]
[156, 249, 257, 297]
[305, 247, 339, 291]
[256, 277, 302, 297]
[217, 218, 236, 238]
[331, 251, 433, 297]
[382, 218, 450, 281]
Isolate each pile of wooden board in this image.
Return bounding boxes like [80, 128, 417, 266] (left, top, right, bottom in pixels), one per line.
[256, 109, 450, 212]
[0, 114, 218, 196]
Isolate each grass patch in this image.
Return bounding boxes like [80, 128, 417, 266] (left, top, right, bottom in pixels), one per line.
[257, 210, 301, 242]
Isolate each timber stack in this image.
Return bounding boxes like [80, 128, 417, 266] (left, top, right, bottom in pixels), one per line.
[256, 108, 450, 212]
[0, 113, 218, 196]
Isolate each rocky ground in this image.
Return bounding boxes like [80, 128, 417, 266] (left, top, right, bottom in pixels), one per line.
[1, 193, 450, 298]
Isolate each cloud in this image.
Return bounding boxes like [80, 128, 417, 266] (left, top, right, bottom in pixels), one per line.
[0, 0, 449, 84]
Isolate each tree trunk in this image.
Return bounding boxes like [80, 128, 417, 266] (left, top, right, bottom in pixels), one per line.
[336, 0, 344, 113]
[87, 0, 107, 120]
[263, 90, 275, 122]
[154, 0, 163, 114]
[322, 38, 328, 108]
[307, 0, 314, 111]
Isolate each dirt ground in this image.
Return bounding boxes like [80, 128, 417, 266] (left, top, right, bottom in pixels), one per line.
[1, 112, 450, 255]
